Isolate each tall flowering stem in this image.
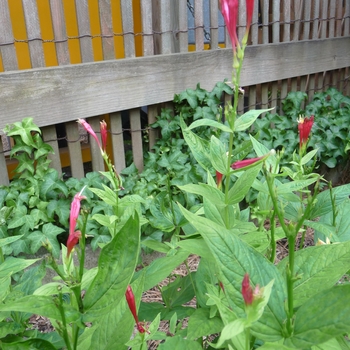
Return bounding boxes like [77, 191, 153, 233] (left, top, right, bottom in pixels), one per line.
[220, 0, 254, 228]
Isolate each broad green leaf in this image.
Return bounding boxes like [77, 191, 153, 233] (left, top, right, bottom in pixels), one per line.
[179, 204, 287, 342]
[259, 342, 295, 350]
[276, 178, 318, 194]
[250, 136, 278, 173]
[8, 214, 35, 230]
[187, 119, 232, 133]
[187, 308, 223, 341]
[83, 213, 140, 319]
[309, 183, 350, 219]
[158, 335, 203, 350]
[0, 257, 39, 278]
[0, 321, 24, 338]
[286, 285, 350, 348]
[177, 238, 213, 260]
[301, 149, 318, 165]
[162, 273, 195, 308]
[28, 223, 65, 258]
[278, 241, 350, 307]
[1, 338, 57, 350]
[179, 184, 225, 206]
[5, 117, 40, 147]
[304, 220, 339, 242]
[210, 135, 229, 175]
[0, 273, 11, 302]
[81, 271, 145, 350]
[228, 163, 262, 204]
[235, 108, 273, 132]
[136, 249, 190, 291]
[0, 236, 23, 248]
[181, 118, 212, 171]
[0, 295, 80, 323]
[90, 185, 118, 207]
[311, 337, 346, 350]
[40, 171, 68, 200]
[34, 282, 70, 296]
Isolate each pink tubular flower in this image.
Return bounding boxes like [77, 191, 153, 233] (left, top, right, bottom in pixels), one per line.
[67, 231, 82, 257]
[245, 0, 254, 32]
[67, 187, 86, 257]
[69, 187, 87, 236]
[78, 119, 101, 149]
[231, 155, 264, 170]
[298, 115, 314, 149]
[242, 273, 253, 305]
[220, 0, 239, 51]
[125, 285, 145, 333]
[216, 171, 223, 188]
[100, 120, 108, 152]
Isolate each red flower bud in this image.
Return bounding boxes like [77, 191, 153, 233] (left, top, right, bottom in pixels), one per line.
[231, 156, 264, 170]
[242, 273, 254, 305]
[78, 119, 101, 150]
[220, 0, 239, 52]
[245, 0, 254, 32]
[66, 230, 82, 257]
[216, 171, 223, 188]
[125, 285, 145, 333]
[100, 120, 108, 152]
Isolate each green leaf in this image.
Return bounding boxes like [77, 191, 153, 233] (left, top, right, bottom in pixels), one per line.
[181, 118, 212, 171]
[47, 199, 70, 227]
[83, 212, 140, 320]
[5, 117, 40, 147]
[187, 119, 232, 133]
[90, 185, 118, 207]
[40, 171, 68, 200]
[137, 249, 190, 291]
[210, 135, 229, 175]
[286, 285, 350, 348]
[187, 308, 223, 340]
[1, 338, 57, 350]
[309, 183, 350, 219]
[161, 273, 195, 308]
[250, 136, 278, 173]
[235, 108, 273, 132]
[278, 241, 350, 307]
[0, 257, 39, 279]
[179, 184, 225, 206]
[228, 164, 262, 204]
[0, 295, 80, 323]
[81, 272, 145, 350]
[0, 236, 23, 248]
[28, 223, 65, 258]
[158, 335, 203, 350]
[301, 149, 318, 165]
[179, 205, 287, 342]
[276, 178, 318, 194]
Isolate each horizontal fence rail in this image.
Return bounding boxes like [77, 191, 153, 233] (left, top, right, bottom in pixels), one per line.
[0, 0, 349, 185]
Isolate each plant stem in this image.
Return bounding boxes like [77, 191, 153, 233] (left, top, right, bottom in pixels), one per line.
[286, 234, 295, 334]
[269, 211, 276, 263]
[245, 327, 250, 350]
[57, 293, 73, 350]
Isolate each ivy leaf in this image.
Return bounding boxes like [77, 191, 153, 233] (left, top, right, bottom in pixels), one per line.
[28, 223, 65, 257]
[4, 117, 40, 147]
[47, 199, 70, 227]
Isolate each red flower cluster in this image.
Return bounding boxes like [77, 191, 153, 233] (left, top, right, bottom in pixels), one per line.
[298, 115, 314, 149]
[78, 118, 108, 153]
[220, 0, 254, 50]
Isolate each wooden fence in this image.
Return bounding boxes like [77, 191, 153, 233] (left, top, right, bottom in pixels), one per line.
[0, 0, 349, 185]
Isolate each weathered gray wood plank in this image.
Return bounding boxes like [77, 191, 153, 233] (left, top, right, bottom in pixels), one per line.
[22, 0, 45, 68]
[88, 116, 105, 172]
[194, 0, 204, 51]
[209, 0, 218, 49]
[121, 0, 135, 58]
[66, 121, 84, 179]
[0, 0, 18, 71]
[110, 112, 125, 173]
[50, 0, 70, 65]
[42, 125, 62, 177]
[130, 109, 143, 171]
[98, 0, 114, 60]
[147, 104, 159, 150]
[178, 0, 188, 52]
[141, 0, 154, 56]
[283, 0, 291, 42]
[75, 0, 94, 62]
[0, 135, 9, 185]
[0, 37, 349, 129]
